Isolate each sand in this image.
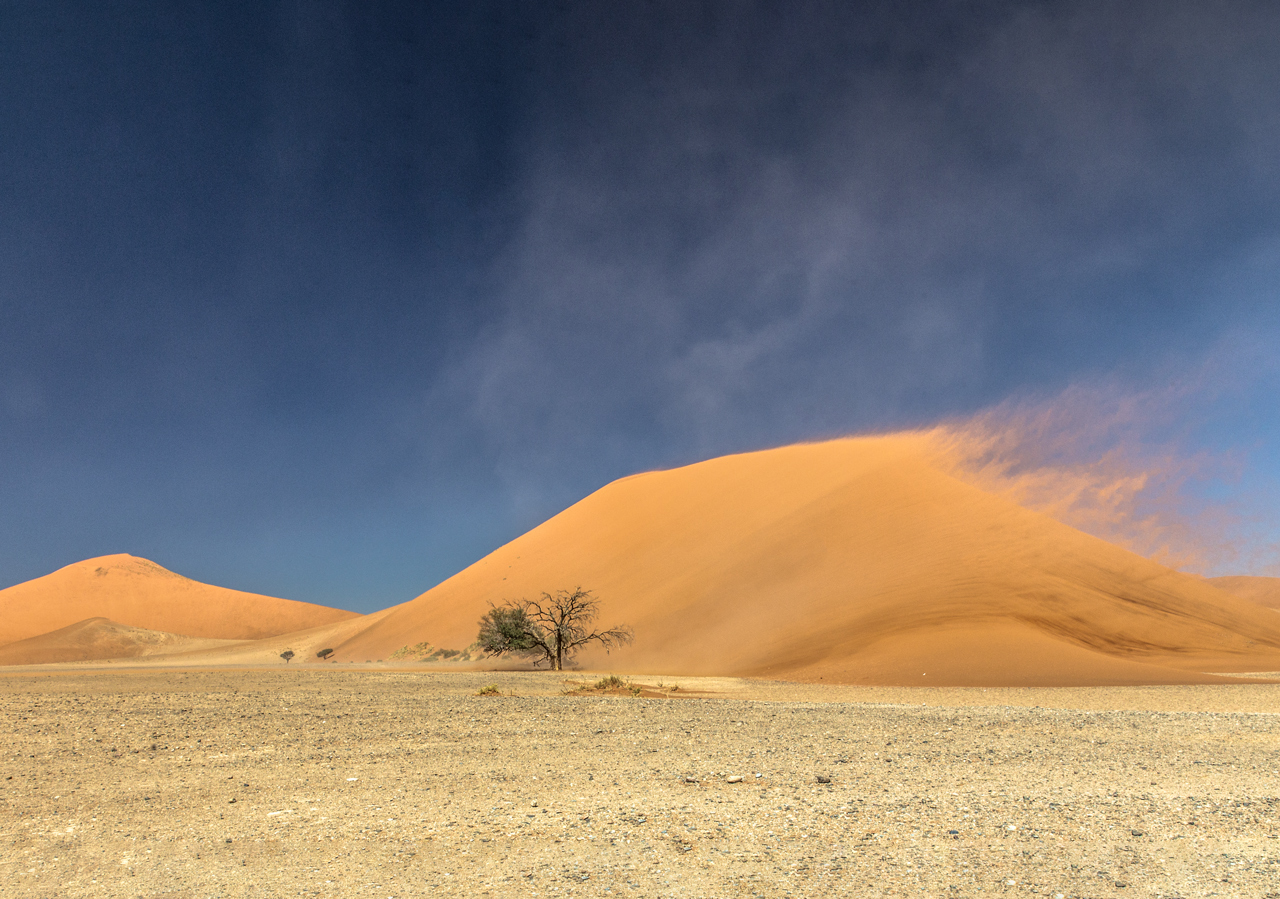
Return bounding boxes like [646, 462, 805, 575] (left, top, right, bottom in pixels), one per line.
[1209, 576, 1280, 611]
[0, 618, 240, 666]
[0, 554, 360, 649]
[7, 438, 1280, 689]
[320, 435, 1280, 685]
[2, 668, 1278, 898]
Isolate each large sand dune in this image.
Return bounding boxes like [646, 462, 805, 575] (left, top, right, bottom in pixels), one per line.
[330, 434, 1280, 685]
[0, 554, 358, 649]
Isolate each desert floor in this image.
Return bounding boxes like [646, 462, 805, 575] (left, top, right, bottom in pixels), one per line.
[1, 668, 1278, 898]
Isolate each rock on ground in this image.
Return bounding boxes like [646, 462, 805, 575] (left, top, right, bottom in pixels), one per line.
[1, 669, 1278, 898]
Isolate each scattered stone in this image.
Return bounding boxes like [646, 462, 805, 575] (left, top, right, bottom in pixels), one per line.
[727, 775, 744, 783]
[816, 775, 832, 784]
[4, 669, 1276, 898]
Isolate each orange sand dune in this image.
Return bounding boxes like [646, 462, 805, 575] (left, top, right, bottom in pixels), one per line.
[0, 618, 239, 666]
[0, 554, 358, 650]
[145, 606, 398, 667]
[332, 434, 1280, 685]
[1208, 576, 1280, 611]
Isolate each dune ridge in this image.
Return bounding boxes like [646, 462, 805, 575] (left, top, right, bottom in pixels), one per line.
[328, 434, 1280, 685]
[0, 554, 359, 649]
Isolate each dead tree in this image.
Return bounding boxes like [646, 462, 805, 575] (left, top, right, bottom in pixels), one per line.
[477, 588, 633, 671]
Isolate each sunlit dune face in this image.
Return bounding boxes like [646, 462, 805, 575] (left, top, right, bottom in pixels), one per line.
[0, 554, 358, 651]
[329, 433, 1280, 686]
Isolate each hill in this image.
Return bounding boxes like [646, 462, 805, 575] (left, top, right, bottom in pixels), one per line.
[329, 434, 1280, 685]
[0, 554, 358, 650]
[0, 617, 239, 666]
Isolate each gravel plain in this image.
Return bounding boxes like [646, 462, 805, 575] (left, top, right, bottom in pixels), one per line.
[1, 668, 1279, 898]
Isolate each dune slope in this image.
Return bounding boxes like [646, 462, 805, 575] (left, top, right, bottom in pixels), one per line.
[0, 554, 359, 649]
[1208, 576, 1280, 611]
[145, 606, 399, 667]
[0, 618, 240, 666]
[334, 434, 1280, 685]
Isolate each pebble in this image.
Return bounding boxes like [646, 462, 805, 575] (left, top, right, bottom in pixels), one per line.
[3, 669, 1276, 899]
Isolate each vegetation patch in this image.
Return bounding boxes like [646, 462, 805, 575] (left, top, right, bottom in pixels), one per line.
[562, 676, 696, 698]
[390, 641, 484, 662]
[477, 588, 632, 670]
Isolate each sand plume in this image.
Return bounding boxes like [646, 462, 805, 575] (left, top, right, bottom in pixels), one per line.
[924, 382, 1233, 572]
[1208, 576, 1280, 611]
[0, 554, 359, 650]
[333, 434, 1280, 685]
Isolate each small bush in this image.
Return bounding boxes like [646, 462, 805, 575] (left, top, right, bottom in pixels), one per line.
[595, 675, 626, 690]
[391, 642, 433, 661]
[477, 684, 501, 696]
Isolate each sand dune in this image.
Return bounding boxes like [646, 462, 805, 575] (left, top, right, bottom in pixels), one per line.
[138, 606, 398, 667]
[0, 554, 358, 650]
[1208, 575, 1280, 611]
[0, 617, 239, 666]
[331, 434, 1280, 685]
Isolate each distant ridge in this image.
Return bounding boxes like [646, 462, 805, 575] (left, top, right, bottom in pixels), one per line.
[328, 434, 1280, 685]
[0, 554, 359, 650]
[0, 617, 238, 665]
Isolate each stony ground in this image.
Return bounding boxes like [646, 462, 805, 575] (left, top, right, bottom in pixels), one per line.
[1, 668, 1279, 898]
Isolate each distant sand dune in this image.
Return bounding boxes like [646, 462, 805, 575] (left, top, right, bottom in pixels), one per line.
[136, 606, 398, 667]
[0, 554, 358, 649]
[329, 434, 1280, 685]
[0, 617, 239, 666]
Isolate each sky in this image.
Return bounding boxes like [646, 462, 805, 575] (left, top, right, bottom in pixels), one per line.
[3, 1, 1280, 612]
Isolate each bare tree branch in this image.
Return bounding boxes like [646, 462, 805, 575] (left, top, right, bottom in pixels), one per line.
[476, 588, 633, 670]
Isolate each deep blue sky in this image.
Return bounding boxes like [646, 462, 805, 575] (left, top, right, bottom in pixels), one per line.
[3, 1, 1280, 610]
